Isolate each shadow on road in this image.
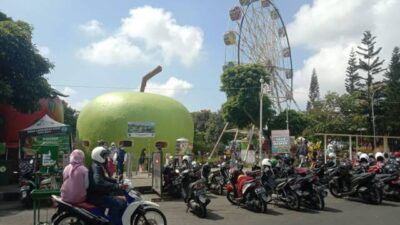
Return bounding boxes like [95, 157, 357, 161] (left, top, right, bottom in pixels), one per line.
[201, 209, 224, 221]
[323, 206, 342, 213]
[266, 208, 283, 216]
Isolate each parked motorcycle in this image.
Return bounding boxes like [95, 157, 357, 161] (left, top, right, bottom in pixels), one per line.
[369, 162, 400, 200]
[293, 168, 327, 210]
[208, 163, 229, 195]
[226, 168, 268, 213]
[329, 161, 383, 204]
[162, 164, 182, 198]
[180, 167, 210, 218]
[51, 179, 167, 225]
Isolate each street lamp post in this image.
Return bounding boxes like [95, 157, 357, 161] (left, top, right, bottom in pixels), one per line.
[259, 78, 264, 163]
[371, 84, 384, 150]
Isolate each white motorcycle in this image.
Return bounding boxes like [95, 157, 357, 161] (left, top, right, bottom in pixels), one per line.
[51, 179, 167, 225]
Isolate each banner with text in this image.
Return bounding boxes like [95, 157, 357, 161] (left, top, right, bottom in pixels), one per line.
[271, 130, 290, 154]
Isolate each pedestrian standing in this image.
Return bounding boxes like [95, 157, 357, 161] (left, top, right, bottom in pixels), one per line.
[113, 145, 127, 181]
[138, 148, 146, 172]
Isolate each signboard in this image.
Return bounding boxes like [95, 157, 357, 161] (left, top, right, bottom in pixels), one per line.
[128, 121, 155, 138]
[152, 152, 163, 197]
[20, 133, 71, 157]
[271, 130, 290, 154]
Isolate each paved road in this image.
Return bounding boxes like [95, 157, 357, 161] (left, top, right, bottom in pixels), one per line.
[0, 194, 399, 225]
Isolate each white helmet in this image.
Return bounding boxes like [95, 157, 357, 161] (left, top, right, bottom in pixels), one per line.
[191, 161, 198, 168]
[375, 152, 384, 161]
[168, 155, 173, 160]
[359, 153, 369, 162]
[91, 146, 108, 163]
[182, 155, 190, 162]
[328, 152, 336, 159]
[261, 158, 271, 167]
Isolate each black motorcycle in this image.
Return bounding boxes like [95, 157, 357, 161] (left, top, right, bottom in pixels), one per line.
[162, 164, 182, 198]
[374, 163, 400, 200]
[329, 161, 383, 204]
[294, 171, 327, 210]
[180, 168, 210, 218]
[208, 164, 229, 195]
[261, 166, 301, 210]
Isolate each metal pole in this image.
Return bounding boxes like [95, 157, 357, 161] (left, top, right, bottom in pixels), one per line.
[208, 123, 229, 160]
[372, 91, 376, 150]
[286, 101, 289, 130]
[259, 80, 263, 160]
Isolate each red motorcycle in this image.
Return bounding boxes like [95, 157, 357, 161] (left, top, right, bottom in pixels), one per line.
[226, 169, 267, 213]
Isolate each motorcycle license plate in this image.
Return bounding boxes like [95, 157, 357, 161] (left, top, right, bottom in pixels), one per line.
[255, 187, 266, 195]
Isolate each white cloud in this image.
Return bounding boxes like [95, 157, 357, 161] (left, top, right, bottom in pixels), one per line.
[37, 45, 50, 57]
[78, 6, 203, 67]
[78, 36, 147, 65]
[145, 77, 193, 97]
[79, 20, 105, 36]
[288, 0, 400, 109]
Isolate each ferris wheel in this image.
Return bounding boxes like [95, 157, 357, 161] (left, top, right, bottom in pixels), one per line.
[224, 0, 299, 112]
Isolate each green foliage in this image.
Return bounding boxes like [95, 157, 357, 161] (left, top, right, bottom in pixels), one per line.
[63, 101, 79, 138]
[304, 92, 367, 136]
[191, 110, 227, 154]
[269, 110, 308, 137]
[0, 12, 54, 113]
[307, 68, 320, 111]
[356, 31, 385, 133]
[221, 64, 274, 128]
[383, 47, 400, 135]
[345, 48, 361, 94]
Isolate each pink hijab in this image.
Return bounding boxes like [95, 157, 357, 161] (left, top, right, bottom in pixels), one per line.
[69, 149, 85, 176]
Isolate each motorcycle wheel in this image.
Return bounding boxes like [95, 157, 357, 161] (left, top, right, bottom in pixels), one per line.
[53, 214, 86, 225]
[133, 208, 167, 225]
[257, 198, 267, 213]
[218, 184, 224, 196]
[311, 193, 325, 210]
[226, 190, 236, 205]
[369, 187, 383, 205]
[197, 204, 207, 218]
[329, 184, 341, 198]
[286, 190, 300, 210]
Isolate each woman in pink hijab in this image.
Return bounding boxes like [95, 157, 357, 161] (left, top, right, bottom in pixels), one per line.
[61, 149, 89, 204]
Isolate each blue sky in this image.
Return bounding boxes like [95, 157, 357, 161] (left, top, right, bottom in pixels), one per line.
[2, 0, 399, 112]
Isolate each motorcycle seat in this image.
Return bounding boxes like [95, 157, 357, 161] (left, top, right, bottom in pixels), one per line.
[75, 202, 97, 210]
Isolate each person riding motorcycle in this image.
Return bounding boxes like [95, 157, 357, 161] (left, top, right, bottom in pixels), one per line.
[88, 146, 127, 225]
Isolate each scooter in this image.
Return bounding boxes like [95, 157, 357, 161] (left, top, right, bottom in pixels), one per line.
[208, 164, 229, 195]
[51, 179, 167, 225]
[180, 168, 210, 218]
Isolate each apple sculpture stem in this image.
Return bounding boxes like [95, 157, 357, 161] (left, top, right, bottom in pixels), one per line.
[140, 65, 162, 92]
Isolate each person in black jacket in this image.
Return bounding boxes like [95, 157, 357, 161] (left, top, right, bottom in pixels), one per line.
[88, 146, 126, 225]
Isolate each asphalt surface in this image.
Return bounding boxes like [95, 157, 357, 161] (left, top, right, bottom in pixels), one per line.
[0, 194, 399, 225]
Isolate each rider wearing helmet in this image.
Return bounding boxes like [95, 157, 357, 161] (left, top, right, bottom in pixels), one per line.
[88, 146, 126, 225]
[182, 155, 191, 169]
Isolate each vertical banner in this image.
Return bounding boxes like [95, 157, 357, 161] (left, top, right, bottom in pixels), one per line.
[271, 130, 290, 154]
[152, 152, 163, 197]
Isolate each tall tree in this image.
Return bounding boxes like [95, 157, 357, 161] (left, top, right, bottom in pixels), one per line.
[307, 68, 320, 111]
[221, 64, 274, 128]
[383, 47, 400, 135]
[345, 48, 360, 94]
[63, 101, 79, 138]
[0, 12, 54, 112]
[356, 31, 385, 133]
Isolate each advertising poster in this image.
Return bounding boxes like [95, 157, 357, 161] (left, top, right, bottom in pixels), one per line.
[127, 121, 155, 138]
[271, 130, 290, 154]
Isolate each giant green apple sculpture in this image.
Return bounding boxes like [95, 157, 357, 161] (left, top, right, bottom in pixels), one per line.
[76, 91, 194, 167]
